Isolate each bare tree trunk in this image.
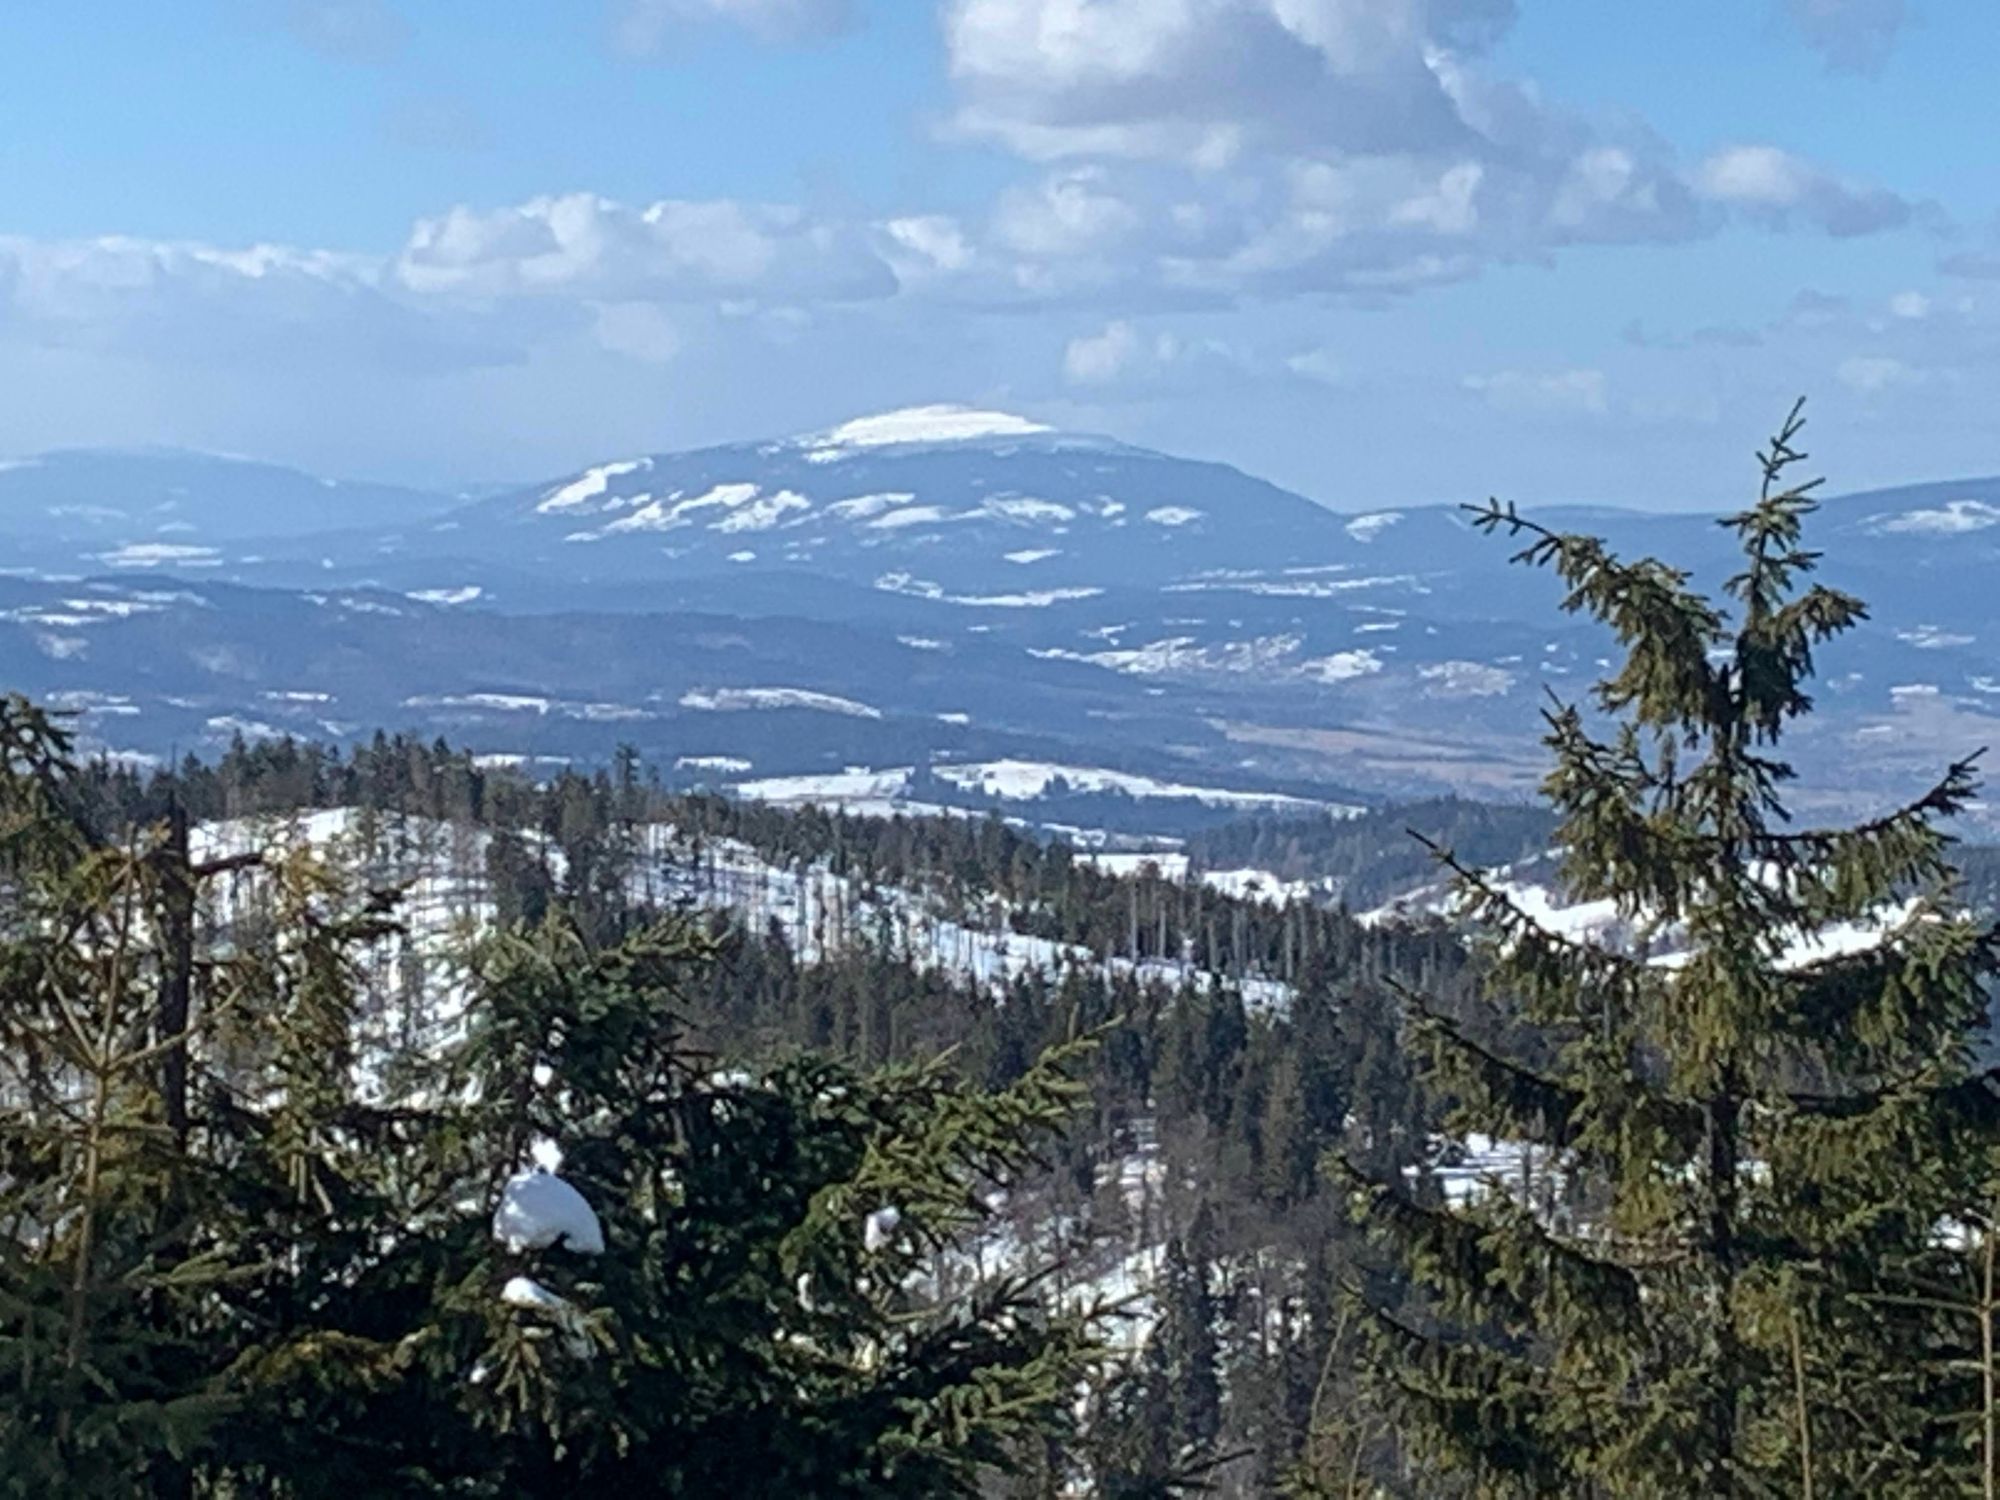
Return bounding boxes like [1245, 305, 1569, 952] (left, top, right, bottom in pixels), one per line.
[1984, 1208, 1997, 1500]
[156, 799, 195, 1143]
[1789, 1309, 1814, 1500]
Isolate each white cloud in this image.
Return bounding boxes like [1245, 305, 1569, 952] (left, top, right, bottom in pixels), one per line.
[395, 193, 897, 303]
[0, 232, 503, 372]
[616, 0, 853, 48]
[1887, 289, 1930, 319]
[1287, 346, 1347, 384]
[0, 190, 904, 378]
[993, 169, 1143, 259]
[1836, 354, 1919, 393]
[931, 0, 1908, 307]
[1781, 0, 1907, 73]
[943, 0, 1499, 165]
[1063, 320, 1142, 384]
[1059, 318, 1245, 391]
[1692, 145, 1911, 236]
[1463, 367, 1608, 417]
[882, 216, 976, 277]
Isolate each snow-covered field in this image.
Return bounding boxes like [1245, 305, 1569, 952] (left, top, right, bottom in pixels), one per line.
[723, 758, 1361, 833]
[191, 808, 1298, 1026]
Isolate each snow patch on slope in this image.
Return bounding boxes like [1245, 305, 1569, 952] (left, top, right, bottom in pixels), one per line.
[1871, 499, 2000, 536]
[536, 459, 649, 515]
[803, 405, 1052, 459]
[679, 686, 883, 719]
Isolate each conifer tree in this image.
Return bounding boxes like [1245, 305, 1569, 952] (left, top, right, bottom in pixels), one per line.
[1333, 403, 2000, 1496]
[234, 912, 1116, 1495]
[0, 696, 398, 1492]
[1, 695, 1120, 1494]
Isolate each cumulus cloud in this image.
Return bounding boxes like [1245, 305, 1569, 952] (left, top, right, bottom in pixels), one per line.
[616, 0, 854, 48]
[1060, 319, 1246, 391]
[1780, 0, 1907, 73]
[993, 169, 1144, 259]
[943, 0, 1505, 165]
[0, 234, 509, 373]
[1692, 144, 1912, 236]
[1063, 320, 1143, 384]
[0, 191, 903, 378]
[928, 0, 1910, 306]
[395, 193, 898, 303]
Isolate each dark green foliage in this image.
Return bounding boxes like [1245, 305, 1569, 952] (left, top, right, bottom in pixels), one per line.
[1187, 798, 1560, 911]
[0, 700, 1130, 1495]
[1336, 403, 2000, 1496]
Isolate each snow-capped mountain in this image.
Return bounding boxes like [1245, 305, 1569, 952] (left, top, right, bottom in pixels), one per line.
[6, 407, 2000, 831]
[271, 403, 1364, 604]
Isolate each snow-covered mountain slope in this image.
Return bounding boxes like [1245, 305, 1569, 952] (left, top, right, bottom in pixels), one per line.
[308, 403, 1366, 603]
[9, 408, 2000, 828]
[192, 806, 1299, 1034]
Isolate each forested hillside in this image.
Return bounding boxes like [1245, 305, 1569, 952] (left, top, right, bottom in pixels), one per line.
[13, 413, 2000, 1495]
[0, 703, 1492, 1494]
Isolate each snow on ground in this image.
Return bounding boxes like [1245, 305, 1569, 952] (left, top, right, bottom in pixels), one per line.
[191, 808, 1298, 1045]
[676, 754, 753, 774]
[94, 543, 223, 568]
[678, 687, 882, 719]
[734, 767, 916, 809]
[803, 405, 1051, 459]
[1415, 1133, 1544, 1212]
[536, 459, 649, 515]
[1170, 572, 1421, 599]
[874, 572, 1104, 608]
[868, 504, 949, 530]
[932, 758, 1350, 815]
[1344, 511, 1403, 542]
[713, 490, 810, 533]
[1198, 868, 1321, 904]
[604, 481, 760, 535]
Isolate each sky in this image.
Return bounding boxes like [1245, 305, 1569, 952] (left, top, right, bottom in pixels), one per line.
[1, 0, 1996, 510]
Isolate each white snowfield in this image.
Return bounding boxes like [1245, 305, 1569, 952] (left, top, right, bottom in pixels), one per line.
[1080, 852, 1322, 906]
[873, 571, 1105, 609]
[536, 458, 650, 515]
[1344, 511, 1404, 543]
[801, 405, 1052, 459]
[678, 686, 882, 719]
[190, 807, 1299, 1036]
[928, 758, 1350, 815]
[729, 760, 1355, 824]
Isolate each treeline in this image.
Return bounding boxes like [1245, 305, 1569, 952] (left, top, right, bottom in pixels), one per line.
[49, 721, 1492, 1493]
[1184, 795, 1559, 908]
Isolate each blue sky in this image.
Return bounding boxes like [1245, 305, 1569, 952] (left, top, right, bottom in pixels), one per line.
[0, 0, 1993, 509]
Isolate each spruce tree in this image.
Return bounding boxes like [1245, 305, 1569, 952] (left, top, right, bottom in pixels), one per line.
[1334, 403, 2000, 1496]
[1, 695, 1120, 1494]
